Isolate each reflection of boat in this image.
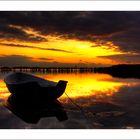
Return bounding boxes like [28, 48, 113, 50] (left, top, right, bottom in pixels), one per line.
[4, 72, 68, 100]
[4, 94, 68, 124]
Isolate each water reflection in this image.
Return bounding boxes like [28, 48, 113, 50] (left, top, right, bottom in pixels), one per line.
[36, 73, 140, 102]
[0, 72, 140, 128]
[0, 80, 10, 99]
[5, 95, 68, 124]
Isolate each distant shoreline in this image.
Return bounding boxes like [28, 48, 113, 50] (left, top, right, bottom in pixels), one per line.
[1, 64, 140, 78]
[0, 66, 95, 73]
[94, 64, 140, 79]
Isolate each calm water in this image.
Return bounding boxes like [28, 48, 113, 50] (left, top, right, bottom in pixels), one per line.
[0, 72, 140, 128]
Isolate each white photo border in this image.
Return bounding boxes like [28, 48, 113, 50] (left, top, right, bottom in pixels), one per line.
[0, 1, 140, 139]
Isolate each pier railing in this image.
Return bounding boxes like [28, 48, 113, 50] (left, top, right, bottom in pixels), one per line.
[0, 67, 94, 73]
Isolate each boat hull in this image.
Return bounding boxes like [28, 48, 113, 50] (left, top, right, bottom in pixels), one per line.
[4, 72, 68, 100]
[6, 81, 67, 100]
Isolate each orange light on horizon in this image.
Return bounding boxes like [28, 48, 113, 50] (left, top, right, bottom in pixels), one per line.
[0, 28, 133, 65]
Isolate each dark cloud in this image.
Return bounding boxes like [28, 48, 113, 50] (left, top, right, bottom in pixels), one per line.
[0, 55, 34, 67]
[45, 48, 73, 53]
[0, 55, 79, 67]
[0, 12, 134, 36]
[38, 58, 53, 61]
[1, 11, 140, 53]
[98, 54, 140, 63]
[0, 55, 54, 67]
[105, 28, 140, 53]
[0, 24, 47, 42]
[0, 43, 73, 53]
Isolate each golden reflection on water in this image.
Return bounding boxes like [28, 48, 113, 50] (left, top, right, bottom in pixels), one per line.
[37, 73, 138, 100]
[0, 73, 139, 102]
[0, 80, 10, 100]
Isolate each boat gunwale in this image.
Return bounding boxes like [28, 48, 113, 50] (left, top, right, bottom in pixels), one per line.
[4, 72, 57, 87]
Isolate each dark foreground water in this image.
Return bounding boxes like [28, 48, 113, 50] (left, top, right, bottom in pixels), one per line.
[0, 72, 140, 129]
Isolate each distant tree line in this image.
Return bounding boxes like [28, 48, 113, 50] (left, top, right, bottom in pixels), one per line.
[1, 64, 140, 78]
[94, 64, 140, 79]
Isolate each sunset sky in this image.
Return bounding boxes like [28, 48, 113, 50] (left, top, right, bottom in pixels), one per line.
[0, 11, 140, 67]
